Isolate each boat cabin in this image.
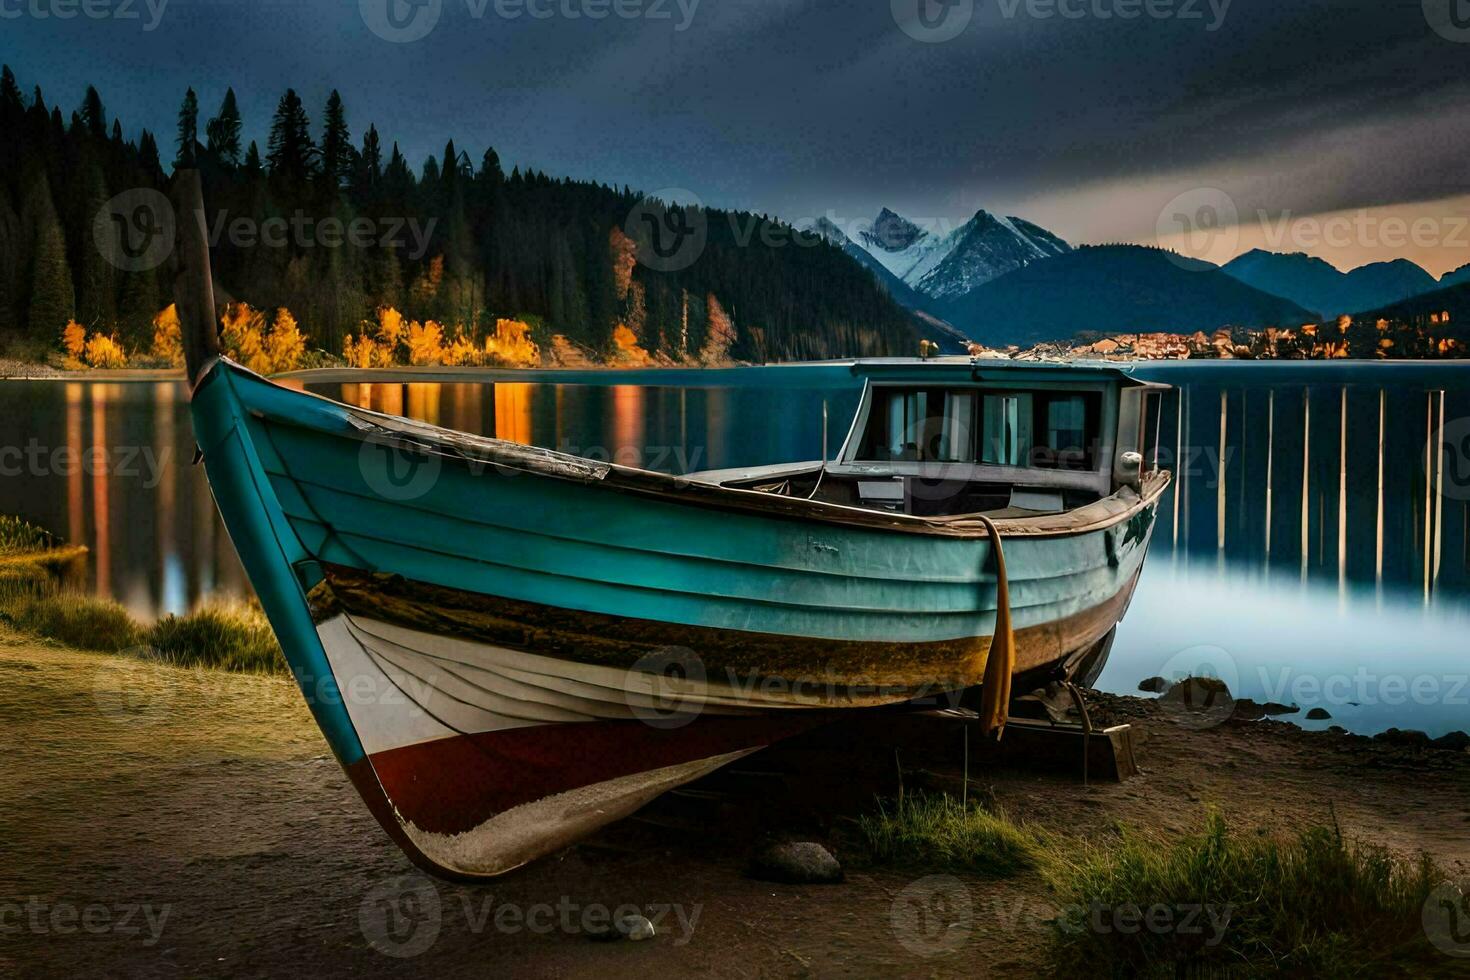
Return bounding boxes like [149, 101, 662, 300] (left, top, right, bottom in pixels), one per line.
[706, 359, 1170, 520]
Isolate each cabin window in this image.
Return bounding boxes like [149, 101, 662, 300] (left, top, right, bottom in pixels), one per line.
[861, 388, 975, 462]
[981, 394, 1031, 466]
[982, 390, 1101, 471]
[858, 386, 1099, 470]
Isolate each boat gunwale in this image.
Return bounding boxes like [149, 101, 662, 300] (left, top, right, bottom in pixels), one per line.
[207, 356, 1172, 540]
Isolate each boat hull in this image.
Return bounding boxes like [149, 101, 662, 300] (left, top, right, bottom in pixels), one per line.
[189, 361, 1166, 879]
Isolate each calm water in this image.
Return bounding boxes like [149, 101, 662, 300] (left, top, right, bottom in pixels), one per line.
[1, 363, 1467, 735]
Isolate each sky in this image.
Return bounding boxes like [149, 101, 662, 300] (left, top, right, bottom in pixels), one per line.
[5, 0, 1470, 275]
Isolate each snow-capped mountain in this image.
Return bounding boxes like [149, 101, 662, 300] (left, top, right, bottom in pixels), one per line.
[855, 207, 1071, 300]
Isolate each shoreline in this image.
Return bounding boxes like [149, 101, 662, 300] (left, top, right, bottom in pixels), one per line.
[3, 633, 1466, 976]
[7, 356, 1470, 387]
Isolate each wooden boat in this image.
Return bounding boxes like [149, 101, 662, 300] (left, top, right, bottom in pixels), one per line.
[172, 174, 1171, 879]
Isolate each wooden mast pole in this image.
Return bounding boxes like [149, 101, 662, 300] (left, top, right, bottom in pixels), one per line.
[171, 169, 219, 389]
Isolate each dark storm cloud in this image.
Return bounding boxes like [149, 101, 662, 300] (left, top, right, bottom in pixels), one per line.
[4, 0, 1466, 235]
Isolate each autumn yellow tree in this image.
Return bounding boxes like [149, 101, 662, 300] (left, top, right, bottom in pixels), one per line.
[377, 307, 406, 358]
[220, 303, 269, 374]
[406, 320, 445, 366]
[609, 228, 637, 302]
[60, 320, 128, 369]
[150, 305, 184, 367]
[701, 294, 736, 365]
[341, 333, 382, 369]
[486, 319, 540, 368]
[264, 308, 306, 374]
[61, 321, 86, 361]
[441, 325, 483, 366]
[83, 333, 128, 369]
[610, 323, 652, 366]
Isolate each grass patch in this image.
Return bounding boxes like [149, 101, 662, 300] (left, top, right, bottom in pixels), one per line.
[0, 516, 286, 673]
[4, 591, 141, 652]
[143, 600, 286, 674]
[1046, 811, 1446, 977]
[0, 563, 60, 605]
[0, 515, 58, 555]
[851, 792, 1041, 877]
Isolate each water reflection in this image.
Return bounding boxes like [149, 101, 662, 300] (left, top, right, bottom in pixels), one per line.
[1153, 379, 1468, 602]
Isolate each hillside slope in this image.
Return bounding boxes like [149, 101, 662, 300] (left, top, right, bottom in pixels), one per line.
[937, 245, 1316, 347]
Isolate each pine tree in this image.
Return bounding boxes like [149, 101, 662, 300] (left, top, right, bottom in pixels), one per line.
[116, 266, 157, 349]
[0, 66, 23, 177]
[81, 85, 106, 138]
[75, 161, 116, 329]
[479, 147, 503, 187]
[266, 88, 317, 185]
[0, 194, 21, 337]
[383, 142, 413, 202]
[23, 173, 74, 340]
[0, 65, 21, 117]
[354, 124, 382, 199]
[137, 130, 162, 178]
[205, 87, 243, 167]
[243, 140, 263, 176]
[319, 90, 351, 191]
[176, 87, 198, 166]
[441, 139, 460, 191]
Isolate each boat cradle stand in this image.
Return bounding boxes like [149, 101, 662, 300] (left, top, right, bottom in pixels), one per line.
[914, 706, 1142, 785]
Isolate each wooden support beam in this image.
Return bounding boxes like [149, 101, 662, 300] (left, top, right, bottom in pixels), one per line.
[170, 169, 219, 389]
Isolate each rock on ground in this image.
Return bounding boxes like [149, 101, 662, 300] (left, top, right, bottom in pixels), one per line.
[746, 841, 844, 884]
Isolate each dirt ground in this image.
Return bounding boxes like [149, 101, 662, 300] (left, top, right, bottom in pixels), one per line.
[2, 630, 1468, 979]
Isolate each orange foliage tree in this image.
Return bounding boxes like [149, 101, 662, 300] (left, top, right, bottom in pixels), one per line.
[83, 333, 128, 369]
[264, 309, 306, 373]
[485, 319, 540, 368]
[610, 323, 652, 366]
[61, 321, 86, 361]
[406, 320, 445, 366]
[701, 294, 736, 365]
[220, 302, 306, 375]
[150, 305, 184, 367]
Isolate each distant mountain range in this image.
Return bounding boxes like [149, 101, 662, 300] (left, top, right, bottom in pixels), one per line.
[931, 245, 1316, 347]
[1437, 261, 1470, 291]
[819, 206, 1464, 350]
[1220, 250, 1444, 318]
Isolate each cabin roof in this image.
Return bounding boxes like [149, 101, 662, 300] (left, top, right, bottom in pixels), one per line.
[848, 357, 1163, 388]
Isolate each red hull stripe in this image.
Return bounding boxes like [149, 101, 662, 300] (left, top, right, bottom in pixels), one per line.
[367, 714, 824, 836]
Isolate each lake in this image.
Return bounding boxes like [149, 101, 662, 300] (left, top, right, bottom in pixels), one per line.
[2, 362, 1467, 736]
